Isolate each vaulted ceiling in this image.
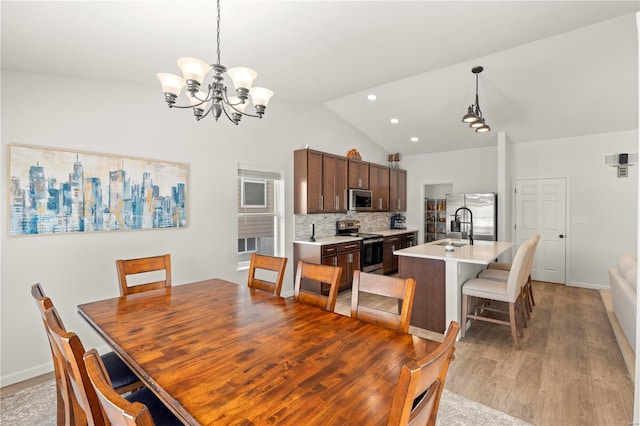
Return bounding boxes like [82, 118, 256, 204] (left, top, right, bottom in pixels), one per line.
[2, 1, 638, 154]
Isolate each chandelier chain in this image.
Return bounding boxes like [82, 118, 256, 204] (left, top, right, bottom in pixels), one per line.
[216, 0, 221, 65]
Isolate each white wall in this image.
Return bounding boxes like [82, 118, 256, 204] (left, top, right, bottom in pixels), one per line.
[401, 130, 637, 288]
[402, 146, 498, 241]
[0, 70, 387, 385]
[511, 130, 638, 288]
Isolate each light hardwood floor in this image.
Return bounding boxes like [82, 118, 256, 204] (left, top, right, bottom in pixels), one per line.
[335, 280, 634, 426]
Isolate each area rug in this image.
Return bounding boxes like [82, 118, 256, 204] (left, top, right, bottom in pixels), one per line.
[1, 379, 530, 425]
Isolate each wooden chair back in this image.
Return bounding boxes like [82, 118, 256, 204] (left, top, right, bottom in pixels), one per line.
[31, 283, 71, 426]
[506, 240, 533, 302]
[247, 253, 288, 296]
[116, 254, 172, 296]
[293, 260, 342, 312]
[84, 349, 155, 426]
[350, 271, 416, 333]
[387, 321, 460, 426]
[44, 307, 105, 426]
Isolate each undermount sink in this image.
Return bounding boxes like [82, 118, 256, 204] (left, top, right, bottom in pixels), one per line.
[434, 241, 467, 247]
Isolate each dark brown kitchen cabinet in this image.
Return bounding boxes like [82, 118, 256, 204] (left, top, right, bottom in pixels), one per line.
[389, 168, 407, 212]
[348, 159, 370, 189]
[369, 164, 390, 211]
[323, 154, 348, 213]
[294, 241, 361, 295]
[294, 149, 347, 214]
[382, 232, 417, 275]
[383, 235, 401, 275]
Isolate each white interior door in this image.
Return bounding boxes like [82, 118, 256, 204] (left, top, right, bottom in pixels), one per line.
[515, 178, 567, 284]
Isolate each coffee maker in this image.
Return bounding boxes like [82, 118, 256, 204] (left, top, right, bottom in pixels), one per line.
[390, 213, 406, 230]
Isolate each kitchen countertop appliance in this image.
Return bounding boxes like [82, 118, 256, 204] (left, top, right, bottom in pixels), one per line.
[336, 220, 384, 274]
[391, 213, 406, 230]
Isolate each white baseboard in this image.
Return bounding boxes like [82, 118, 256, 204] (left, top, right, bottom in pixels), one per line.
[1, 344, 112, 387]
[568, 280, 609, 290]
[1, 361, 53, 387]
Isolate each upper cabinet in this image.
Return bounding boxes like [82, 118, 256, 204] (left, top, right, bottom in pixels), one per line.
[369, 164, 390, 211]
[294, 149, 348, 214]
[389, 169, 407, 212]
[348, 159, 369, 189]
[295, 148, 406, 214]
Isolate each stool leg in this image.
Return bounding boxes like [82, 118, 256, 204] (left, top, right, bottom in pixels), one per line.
[461, 293, 469, 338]
[509, 302, 520, 350]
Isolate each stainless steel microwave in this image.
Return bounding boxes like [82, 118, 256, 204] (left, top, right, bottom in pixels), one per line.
[348, 189, 372, 211]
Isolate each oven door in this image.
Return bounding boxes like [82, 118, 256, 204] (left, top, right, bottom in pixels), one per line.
[361, 238, 384, 273]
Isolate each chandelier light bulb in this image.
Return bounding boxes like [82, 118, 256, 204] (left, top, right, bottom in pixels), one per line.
[157, 73, 185, 96]
[250, 87, 274, 107]
[476, 123, 491, 133]
[227, 67, 258, 91]
[470, 118, 485, 129]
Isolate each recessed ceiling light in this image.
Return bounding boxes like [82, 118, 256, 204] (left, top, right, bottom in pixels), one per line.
[390, 118, 399, 124]
[410, 137, 419, 142]
[367, 94, 377, 101]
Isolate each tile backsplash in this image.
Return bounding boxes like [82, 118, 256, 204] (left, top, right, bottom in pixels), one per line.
[294, 212, 394, 241]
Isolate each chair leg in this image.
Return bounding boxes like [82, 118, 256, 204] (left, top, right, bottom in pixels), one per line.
[528, 276, 535, 306]
[461, 293, 469, 338]
[509, 302, 520, 350]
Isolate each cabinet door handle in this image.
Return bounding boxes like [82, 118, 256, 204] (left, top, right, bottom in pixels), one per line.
[392, 245, 395, 250]
[335, 196, 339, 210]
[348, 253, 353, 263]
[333, 257, 337, 267]
[358, 178, 362, 188]
[320, 195, 324, 210]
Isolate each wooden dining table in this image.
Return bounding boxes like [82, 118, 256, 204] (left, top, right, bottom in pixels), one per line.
[77, 279, 440, 425]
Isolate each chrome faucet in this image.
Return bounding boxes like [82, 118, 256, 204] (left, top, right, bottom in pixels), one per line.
[454, 207, 474, 245]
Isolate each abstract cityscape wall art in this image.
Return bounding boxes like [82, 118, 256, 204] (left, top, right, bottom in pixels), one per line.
[8, 144, 188, 236]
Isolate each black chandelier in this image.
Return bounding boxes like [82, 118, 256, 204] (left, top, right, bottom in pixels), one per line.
[461, 66, 490, 133]
[157, 0, 273, 124]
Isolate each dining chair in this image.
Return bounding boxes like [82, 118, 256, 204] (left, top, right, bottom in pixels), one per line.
[31, 284, 141, 425]
[44, 306, 105, 425]
[293, 260, 343, 312]
[350, 271, 416, 333]
[461, 239, 532, 349]
[387, 321, 460, 426]
[84, 349, 181, 426]
[116, 254, 172, 296]
[30, 284, 69, 426]
[478, 234, 540, 316]
[247, 253, 288, 297]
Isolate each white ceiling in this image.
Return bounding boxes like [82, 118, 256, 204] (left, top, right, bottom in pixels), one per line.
[2, 1, 638, 155]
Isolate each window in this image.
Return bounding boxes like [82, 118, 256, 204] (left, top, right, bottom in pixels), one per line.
[241, 178, 267, 208]
[237, 165, 283, 268]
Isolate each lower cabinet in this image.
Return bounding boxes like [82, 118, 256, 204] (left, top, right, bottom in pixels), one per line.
[294, 241, 361, 295]
[382, 232, 418, 275]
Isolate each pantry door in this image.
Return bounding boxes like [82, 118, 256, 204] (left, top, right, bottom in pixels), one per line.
[515, 178, 567, 284]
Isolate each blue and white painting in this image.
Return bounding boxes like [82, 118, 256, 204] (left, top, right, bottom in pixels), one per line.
[9, 144, 187, 236]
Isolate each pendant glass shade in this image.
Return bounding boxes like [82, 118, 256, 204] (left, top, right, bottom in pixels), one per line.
[177, 57, 211, 84]
[469, 118, 485, 129]
[475, 123, 491, 133]
[250, 87, 274, 107]
[227, 67, 258, 91]
[157, 73, 185, 96]
[461, 106, 479, 123]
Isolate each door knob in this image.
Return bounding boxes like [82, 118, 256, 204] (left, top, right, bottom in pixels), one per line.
[559, 234, 565, 239]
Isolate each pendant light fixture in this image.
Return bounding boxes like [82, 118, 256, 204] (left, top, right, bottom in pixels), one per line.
[461, 66, 490, 133]
[157, 0, 273, 124]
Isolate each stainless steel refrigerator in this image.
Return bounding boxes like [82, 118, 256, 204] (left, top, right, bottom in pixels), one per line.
[445, 193, 498, 241]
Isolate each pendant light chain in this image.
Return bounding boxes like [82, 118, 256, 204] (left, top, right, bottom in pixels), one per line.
[216, 0, 221, 66]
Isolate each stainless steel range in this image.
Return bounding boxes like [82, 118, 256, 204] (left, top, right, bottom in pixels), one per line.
[336, 220, 384, 274]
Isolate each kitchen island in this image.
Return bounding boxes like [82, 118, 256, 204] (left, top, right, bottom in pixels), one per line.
[394, 240, 513, 333]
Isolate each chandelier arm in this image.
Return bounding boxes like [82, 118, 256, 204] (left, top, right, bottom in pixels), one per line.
[221, 89, 261, 118]
[220, 101, 239, 124]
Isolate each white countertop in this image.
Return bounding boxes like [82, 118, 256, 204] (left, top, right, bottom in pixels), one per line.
[293, 235, 362, 246]
[393, 239, 513, 265]
[377, 229, 418, 237]
[293, 229, 418, 246]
